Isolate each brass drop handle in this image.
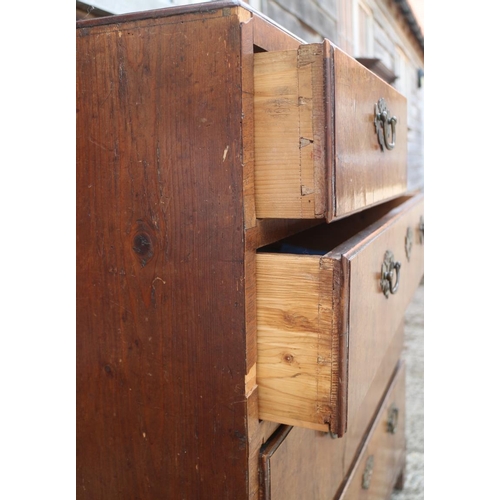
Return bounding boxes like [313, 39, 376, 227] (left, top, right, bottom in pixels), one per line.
[387, 404, 399, 434]
[362, 455, 375, 489]
[380, 251, 401, 298]
[374, 98, 397, 151]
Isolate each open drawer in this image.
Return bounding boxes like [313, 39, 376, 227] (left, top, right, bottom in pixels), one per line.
[256, 193, 423, 435]
[254, 40, 407, 221]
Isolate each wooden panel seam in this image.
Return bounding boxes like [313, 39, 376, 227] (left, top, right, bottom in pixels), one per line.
[324, 40, 336, 221]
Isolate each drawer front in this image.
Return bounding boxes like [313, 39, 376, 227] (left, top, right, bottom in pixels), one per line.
[328, 43, 407, 218]
[256, 194, 423, 434]
[338, 362, 406, 500]
[254, 41, 407, 221]
[258, 323, 405, 500]
[341, 194, 423, 437]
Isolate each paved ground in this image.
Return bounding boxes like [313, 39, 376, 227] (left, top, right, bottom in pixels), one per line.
[391, 281, 424, 500]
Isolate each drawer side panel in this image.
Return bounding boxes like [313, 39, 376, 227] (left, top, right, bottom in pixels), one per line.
[254, 50, 316, 218]
[256, 254, 335, 431]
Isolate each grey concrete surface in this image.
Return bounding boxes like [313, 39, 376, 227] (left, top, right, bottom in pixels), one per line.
[391, 281, 424, 500]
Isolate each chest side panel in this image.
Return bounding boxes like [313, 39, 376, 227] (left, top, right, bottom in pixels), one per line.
[77, 10, 247, 499]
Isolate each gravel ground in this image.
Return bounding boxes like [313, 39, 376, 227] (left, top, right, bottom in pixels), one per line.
[391, 281, 424, 500]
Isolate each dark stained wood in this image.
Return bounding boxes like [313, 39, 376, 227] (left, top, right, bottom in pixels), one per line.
[253, 196, 412, 255]
[76, 1, 250, 28]
[77, 7, 249, 499]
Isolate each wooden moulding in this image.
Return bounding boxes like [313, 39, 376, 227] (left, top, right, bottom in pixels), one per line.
[256, 193, 424, 435]
[254, 40, 408, 222]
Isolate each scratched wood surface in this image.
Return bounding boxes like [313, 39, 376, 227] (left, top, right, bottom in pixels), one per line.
[77, 6, 249, 499]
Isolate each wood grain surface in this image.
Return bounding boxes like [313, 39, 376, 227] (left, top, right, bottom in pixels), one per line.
[331, 193, 423, 439]
[337, 362, 406, 500]
[255, 195, 423, 436]
[77, 7, 249, 499]
[328, 42, 408, 218]
[256, 254, 336, 432]
[77, 3, 421, 498]
[253, 40, 407, 221]
[254, 49, 314, 218]
[243, 13, 302, 500]
[259, 331, 405, 500]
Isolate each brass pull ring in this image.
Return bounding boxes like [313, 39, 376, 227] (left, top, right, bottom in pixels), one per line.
[381, 251, 401, 298]
[374, 98, 397, 151]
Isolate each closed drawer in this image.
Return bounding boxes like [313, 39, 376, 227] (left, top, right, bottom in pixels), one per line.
[256, 193, 423, 435]
[338, 362, 406, 500]
[259, 363, 405, 500]
[254, 40, 407, 221]
[258, 322, 405, 500]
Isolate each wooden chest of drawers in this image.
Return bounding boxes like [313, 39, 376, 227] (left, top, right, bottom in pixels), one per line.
[76, 2, 423, 499]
